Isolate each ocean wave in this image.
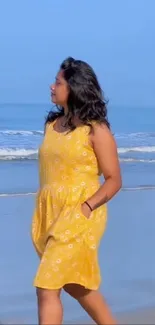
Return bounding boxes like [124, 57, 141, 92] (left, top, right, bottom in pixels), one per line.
[0, 130, 155, 139]
[118, 146, 155, 153]
[120, 158, 155, 163]
[0, 130, 43, 136]
[122, 186, 155, 190]
[0, 192, 36, 197]
[115, 131, 155, 138]
[0, 148, 38, 160]
[0, 146, 155, 161]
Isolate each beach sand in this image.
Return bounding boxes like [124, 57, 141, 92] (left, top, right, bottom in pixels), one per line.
[65, 307, 155, 324]
[0, 188, 154, 323]
[117, 306, 155, 324]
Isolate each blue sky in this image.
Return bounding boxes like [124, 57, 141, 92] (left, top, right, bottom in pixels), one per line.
[0, 0, 155, 107]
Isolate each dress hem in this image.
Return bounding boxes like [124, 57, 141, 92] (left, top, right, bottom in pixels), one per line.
[33, 279, 101, 291]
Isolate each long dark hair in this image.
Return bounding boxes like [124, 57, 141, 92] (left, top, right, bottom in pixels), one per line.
[45, 57, 110, 131]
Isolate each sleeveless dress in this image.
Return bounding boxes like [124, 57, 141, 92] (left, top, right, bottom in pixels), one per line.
[31, 120, 107, 290]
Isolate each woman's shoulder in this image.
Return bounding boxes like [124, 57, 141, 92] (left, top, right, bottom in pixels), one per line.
[44, 121, 55, 135]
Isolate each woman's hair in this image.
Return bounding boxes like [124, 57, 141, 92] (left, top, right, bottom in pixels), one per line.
[45, 57, 110, 130]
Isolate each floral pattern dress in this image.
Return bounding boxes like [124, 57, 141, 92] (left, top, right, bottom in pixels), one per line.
[31, 120, 107, 290]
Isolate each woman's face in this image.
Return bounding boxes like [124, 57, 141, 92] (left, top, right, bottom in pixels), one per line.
[51, 70, 69, 107]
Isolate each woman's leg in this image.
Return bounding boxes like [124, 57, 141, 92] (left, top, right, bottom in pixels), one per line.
[36, 287, 63, 325]
[64, 284, 117, 325]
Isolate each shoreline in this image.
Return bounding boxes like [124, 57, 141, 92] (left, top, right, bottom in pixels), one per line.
[0, 186, 155, 197]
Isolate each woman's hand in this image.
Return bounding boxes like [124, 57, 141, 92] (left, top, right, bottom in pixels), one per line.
[81, 202, 92, 219]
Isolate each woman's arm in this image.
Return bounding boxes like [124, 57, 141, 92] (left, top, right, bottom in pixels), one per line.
[83, 123, 122, 214]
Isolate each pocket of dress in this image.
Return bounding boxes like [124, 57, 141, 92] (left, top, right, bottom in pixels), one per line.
[78, 203, 92, 221]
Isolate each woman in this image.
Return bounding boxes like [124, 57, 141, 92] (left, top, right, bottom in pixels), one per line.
[31, 57, 122, 324]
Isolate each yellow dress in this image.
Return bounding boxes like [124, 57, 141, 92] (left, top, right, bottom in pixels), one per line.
[31, 120, 107, 290]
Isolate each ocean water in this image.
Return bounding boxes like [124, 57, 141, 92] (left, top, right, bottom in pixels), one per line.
[0, 103, 155, 194]
[0, 103, 155, 323]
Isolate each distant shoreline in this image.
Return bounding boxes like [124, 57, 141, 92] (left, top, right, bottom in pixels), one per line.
[0, 186, 155, 198]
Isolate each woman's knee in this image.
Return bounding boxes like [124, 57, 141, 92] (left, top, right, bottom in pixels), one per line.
[36, 287, 63, 324]
[36, 287, 61, 304]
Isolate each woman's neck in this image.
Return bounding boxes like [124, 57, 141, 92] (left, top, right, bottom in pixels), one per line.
[63, 105, 68, 116]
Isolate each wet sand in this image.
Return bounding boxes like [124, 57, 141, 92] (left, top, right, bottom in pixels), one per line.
[117, 306, 155, 324]
[0, 189, 154, 323]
